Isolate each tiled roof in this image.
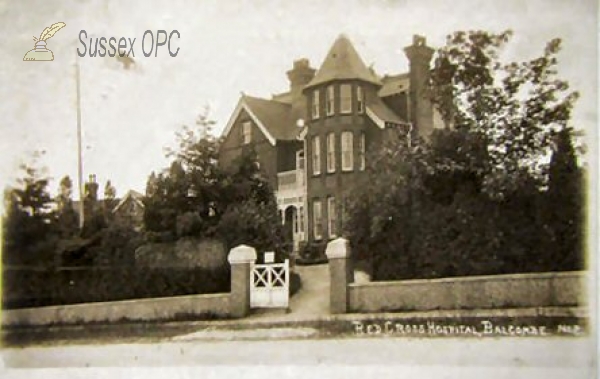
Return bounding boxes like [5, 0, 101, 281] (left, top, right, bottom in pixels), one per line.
[305, 34, 382, 88]
[366, 96, 407, 126]
[243, 95, 299, 141]
[113, 190, 145, 213]
[379, 73, 410, 97]
[271, 91, 292, 103]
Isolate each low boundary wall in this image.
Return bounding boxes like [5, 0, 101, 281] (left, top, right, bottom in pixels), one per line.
[2, 293, 230, 326]
[325, 237, 587, 314]
[348, 271, 586, 313]
[2, 244, 259, 327]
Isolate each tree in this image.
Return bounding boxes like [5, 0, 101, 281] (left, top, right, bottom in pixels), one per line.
[2, 152, 55, 265]
[82, 174, 106, 237]
[143, 110, 286, 254]
[102, 180, 118, 223]
[144, 109, 223, 236]
[544, 127, 584, 270]
[343, 134, 432, 277]
[55, 175, 78, 237]
[217, 150, 287, 255]
[429, 30, 579, 197]
[165, 109, 223, 220]
[344, 30, 584, 280]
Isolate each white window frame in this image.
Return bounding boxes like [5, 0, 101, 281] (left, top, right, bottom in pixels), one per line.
[327, 196, 337, 238]
[326, 132, 336, 173]
[312, 136, 321, 175]
[357, 86, 364, 114]
[326, 85, 335, 116]
[359, 132, 366, 171]
[242, 121, 251, 144]
[313, 199, 323, 240]
[340, 84, 352, 114]
[341, 131, 354, 171]
[312, 90, 320, 119]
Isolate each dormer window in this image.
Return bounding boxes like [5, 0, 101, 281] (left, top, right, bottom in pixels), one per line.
[340, 84, 352, 114]
[312, 90, 320, 119]
[326, 85, 334, 116]
[357, 86, 364, 114]
[242, 121, 251, 144]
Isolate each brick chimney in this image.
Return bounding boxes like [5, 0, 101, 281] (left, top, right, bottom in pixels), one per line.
[404, 35, 434, 139]
[286, 58, 315, 120]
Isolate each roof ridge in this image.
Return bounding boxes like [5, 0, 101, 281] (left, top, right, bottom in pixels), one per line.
[243, 94, 291, 106]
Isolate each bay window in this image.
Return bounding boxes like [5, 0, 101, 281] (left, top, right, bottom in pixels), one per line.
[357, 86, 364, 113]
[359, 132, 366, 171]
[327, 132, 336, 173]
[341, 131, 354, 171]
[312, 90, 320, 119]
[340, 84, 352, 114]
[326, 85, 334, 116]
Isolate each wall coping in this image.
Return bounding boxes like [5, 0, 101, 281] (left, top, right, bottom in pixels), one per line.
[2, 292, 231, 314]
[325, 238, 351, 259]
[348, 271, 586, 288]
[228, 244, 257, 264]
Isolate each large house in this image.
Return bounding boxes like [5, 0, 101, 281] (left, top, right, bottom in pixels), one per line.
[219, 34, 446, 252]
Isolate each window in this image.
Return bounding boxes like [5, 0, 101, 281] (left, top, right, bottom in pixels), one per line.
[340, 84, 352, 114]
[312, 136, 321, 175]
[326, 85, 335, 116]
[326, 133, 336, 173]
[358, 132, 366, 171]
[341, 131, 354, 171]
[313, 199, 323, 240]
[312, 90, 320, 119]
[357, 86, 364, 113]
[242, 121, 251, 144]
[327, 196, 337, 238]
[299, 206, 304, 233]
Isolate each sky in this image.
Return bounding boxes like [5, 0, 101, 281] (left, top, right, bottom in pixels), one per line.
[0, 0, 597, 199]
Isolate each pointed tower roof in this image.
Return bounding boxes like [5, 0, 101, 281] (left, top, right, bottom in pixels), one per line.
[305, 34, 382, 89]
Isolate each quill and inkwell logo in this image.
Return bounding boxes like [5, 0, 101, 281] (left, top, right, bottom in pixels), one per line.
[23, 22, 66, 61]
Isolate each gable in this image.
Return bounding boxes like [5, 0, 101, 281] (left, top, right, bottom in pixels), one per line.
[222, 98, 277, 146]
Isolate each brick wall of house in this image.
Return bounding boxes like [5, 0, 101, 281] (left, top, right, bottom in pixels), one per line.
[305, 81, 384, 244]
[218, 109, 279, 189]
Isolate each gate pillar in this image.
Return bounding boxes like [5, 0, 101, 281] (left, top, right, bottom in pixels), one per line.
[228, 244, 257, 318]
[325, 238, 353, 314]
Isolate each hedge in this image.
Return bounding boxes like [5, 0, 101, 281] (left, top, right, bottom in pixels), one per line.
[2, 266, 230, 309]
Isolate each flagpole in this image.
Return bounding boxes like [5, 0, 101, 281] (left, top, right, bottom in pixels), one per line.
[75, 52, 85, 230]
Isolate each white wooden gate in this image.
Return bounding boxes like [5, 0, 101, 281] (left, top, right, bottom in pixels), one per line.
[250, 258, 289, 308]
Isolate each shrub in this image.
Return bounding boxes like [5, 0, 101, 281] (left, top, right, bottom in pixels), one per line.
[2, 266, 230, 309]
[289, 271, 302, 297]
[176, 212, 203, 238]
[216, 198, 287, 256]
